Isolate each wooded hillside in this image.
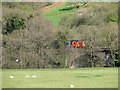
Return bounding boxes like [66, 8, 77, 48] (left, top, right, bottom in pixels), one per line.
[2, 2, 119, 69]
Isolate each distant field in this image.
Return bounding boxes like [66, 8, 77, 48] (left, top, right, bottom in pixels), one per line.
[44, 2, 86, 25]
[2, 68, 118, 88]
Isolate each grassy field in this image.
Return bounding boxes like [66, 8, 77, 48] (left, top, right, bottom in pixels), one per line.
[44, 3, 86, 25]
[2, 68, 118, 88]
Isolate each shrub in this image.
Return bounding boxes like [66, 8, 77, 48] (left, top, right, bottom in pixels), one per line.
[3, 15, 26, 34]
[28, 13, 34, 19]
[3, 2, 19, 8]
[115, 59, 120, 67]
[21, 5, 32, 12]
[60, 12, 90, 28]
[46, 2, 53, 6]
[106, 13, 118, 22]
[71, 13, 90, 27]
[93, 4, 108, 12]
[57, 31, 67, 47]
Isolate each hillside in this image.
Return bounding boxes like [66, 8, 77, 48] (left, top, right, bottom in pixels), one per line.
[2, 2, 119, 69]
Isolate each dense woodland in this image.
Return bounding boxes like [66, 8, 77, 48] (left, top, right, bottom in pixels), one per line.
[2, 2, 120, 69]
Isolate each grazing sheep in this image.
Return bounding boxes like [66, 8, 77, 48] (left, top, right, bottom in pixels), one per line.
[9, 76, 14, 78]
[69, 85, 74, 88]
[32, 76, 37, 77]
[15, 59, 19, 62]
[26, 75, 30, 77]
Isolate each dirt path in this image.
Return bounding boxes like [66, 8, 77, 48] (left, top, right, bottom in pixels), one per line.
[43, 2, 65, 13]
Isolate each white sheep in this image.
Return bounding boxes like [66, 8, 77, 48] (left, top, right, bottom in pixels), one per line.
[32, 75, 37, 77]
[69, 85, 74, 88]
[26, 75, 30, 77]
[9, 76, 14, 78]
[15, 59, 19, 62]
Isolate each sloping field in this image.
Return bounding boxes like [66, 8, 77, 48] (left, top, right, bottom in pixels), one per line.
[43, 2, 65, 13]
[43, 2, 86, 25]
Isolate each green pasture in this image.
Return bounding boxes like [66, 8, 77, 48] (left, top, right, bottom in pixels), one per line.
[44, 3, 86, 26]
[2, 68, 118, 88]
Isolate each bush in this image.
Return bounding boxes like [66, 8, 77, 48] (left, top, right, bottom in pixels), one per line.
[115, 59, 120, 67]
[46, 2, 53, 6]
[21, 5, 32, 12]
[93, 4, 108, 12]
[3, 2, 19, 8]
[3, 15, 26, 34]
[28, 13, 34, 19]
[106, 13, 118, 22]
[60, 13, 90, 28]
[71, 12, 91, 27]
[57, 31, 67, 47]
